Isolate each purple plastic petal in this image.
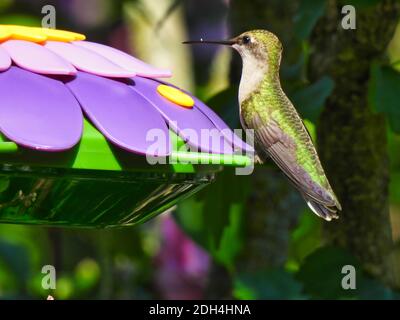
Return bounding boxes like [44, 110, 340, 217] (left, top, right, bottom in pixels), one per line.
[1, 40, 77, 75]
[190, 95, 254, 154]
[73, 41, 172, 78]
[131, 77, 233, 155]
[0, 46, 11, 71]
[0, 66, 83, 151]
[45, 41, 136, 78]
[65, 72, 171, 156]
[158, 80, 254, 154]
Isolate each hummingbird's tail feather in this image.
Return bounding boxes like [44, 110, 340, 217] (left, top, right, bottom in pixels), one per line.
[305, 197, 339, 221]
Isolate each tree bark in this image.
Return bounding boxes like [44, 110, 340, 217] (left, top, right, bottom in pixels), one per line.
[309, 0, 399, 285]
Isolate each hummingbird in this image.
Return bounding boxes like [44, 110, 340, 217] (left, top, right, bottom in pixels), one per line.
[184, 30, 341, 221]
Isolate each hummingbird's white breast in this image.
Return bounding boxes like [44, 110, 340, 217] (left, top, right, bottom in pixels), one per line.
[234, 45, 268, 105]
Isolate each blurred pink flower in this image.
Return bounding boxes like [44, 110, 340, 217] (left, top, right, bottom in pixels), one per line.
[155, 215, 210, 299]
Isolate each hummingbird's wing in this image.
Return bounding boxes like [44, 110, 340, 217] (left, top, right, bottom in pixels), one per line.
[249, 114, 339, 220]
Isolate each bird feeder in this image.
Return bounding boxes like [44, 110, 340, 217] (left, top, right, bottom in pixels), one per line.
[0, 25, 252, 228]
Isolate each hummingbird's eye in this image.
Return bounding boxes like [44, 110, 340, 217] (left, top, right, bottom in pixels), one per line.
[242, 35, 251, 44]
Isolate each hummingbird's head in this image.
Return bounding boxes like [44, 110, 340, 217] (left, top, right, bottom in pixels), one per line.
[183, 29, 283, 74]
[183, 30, 283, 102]
[231, 30, 283, 71]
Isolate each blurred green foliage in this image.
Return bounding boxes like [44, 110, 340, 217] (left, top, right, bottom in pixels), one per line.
[175, 169, 250, 270]
[291, 76, 335, 123]
[293, 0, 326, 40]
[234, 268, 306, 300]
[0, 0, 400, 300]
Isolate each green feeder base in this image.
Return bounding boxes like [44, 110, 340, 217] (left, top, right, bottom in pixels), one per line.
[0, 166, 213, 228]
[0, 121, 251, 228]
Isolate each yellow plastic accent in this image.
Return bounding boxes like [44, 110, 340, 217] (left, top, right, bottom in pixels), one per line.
[0, 25, 86, 43]
[157, 84, 194, 108]
[0, 27, 11, 41]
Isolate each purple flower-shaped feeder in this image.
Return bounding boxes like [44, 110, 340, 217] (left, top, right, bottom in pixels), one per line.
[0, 25, 253, 228]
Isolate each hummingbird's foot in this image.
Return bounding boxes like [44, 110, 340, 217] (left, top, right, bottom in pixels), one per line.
[254, 154, 263, 164]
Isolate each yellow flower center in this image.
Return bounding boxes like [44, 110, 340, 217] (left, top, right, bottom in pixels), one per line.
[157, 84, 194, 108]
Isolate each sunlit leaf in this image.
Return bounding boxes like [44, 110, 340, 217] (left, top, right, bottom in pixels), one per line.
[0, 178, 10, 193]
[27, 273, 49, 298]
[74, 258, 100, 292]
[55, 276, 74, 300]
[211, 202, 244, 268]
[287, 210, 323, 271]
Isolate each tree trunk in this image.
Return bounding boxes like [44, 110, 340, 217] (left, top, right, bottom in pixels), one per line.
[309, 0, 399, 285]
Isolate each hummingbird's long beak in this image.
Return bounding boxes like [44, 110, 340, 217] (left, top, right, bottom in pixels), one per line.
[182, 39, 236, 46]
